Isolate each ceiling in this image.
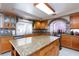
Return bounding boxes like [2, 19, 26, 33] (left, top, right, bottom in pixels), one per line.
[0, 3, 79, 20]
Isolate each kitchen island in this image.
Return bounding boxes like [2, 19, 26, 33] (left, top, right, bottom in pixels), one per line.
[10, 36, 59, 56]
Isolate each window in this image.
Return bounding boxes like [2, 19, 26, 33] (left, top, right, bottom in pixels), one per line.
[49, 20, 67, 33]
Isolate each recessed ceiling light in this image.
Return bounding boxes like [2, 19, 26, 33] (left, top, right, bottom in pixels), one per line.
[35, 3, 55, 15]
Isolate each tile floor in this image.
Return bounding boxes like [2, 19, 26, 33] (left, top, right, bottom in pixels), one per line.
[59, 47, 79, 56]
[0, 52, 11, 56]
[0, 47, 79, 56]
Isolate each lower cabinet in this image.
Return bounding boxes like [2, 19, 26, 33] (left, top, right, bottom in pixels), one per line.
[0, 43, 2, 54]
[44, 46, 59, 56]
[32, 40, 59, 56]
[0, 36, 13, 54]
[61, 34, 79, 51]
[72, 36, 79, 50]
[61, 34, 72, 48]
[1, 43, 11, 53]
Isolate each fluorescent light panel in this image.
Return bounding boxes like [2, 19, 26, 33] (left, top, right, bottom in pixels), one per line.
[36, 3, 54, 15]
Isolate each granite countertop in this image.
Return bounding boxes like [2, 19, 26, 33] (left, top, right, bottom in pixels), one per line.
[0, 35, 24, 37]
[10, 36, 59, 56]
[62, 34, 79, 37]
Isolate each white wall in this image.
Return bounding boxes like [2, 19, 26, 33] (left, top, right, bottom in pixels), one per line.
[62, 15, 70, 22]
[0, 4, 1, 9]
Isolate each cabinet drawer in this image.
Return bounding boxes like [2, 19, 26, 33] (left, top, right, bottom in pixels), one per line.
[1, 37, 12, 43]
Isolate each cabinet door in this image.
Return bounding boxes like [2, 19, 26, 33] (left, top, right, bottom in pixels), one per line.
[0, 43, 2, 54]
[10, 16, 16, 28]
[40, 44, 52, 56]
[45, 47, 53, 56]
[70, 13, 79, 28]
[0, 15, 3, 28]
[61, 35, 72, 48]
[4, 16, 10, 28]
[0, 37, 13, 53]
[1, 37, 12, 43]
[40, 40, 59, 56]
[72, 37, 79, 50]
[45, 46, 59, 56]
[0, 37, 2, 54]
[1, 43, 11, 53]
[51, 40, 59, 56]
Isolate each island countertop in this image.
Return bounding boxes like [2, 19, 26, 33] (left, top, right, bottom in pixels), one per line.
[10, 36, 59, 56]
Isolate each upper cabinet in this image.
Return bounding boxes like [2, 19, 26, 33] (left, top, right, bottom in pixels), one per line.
[70, 13, 79, 29]
[0, 13, 16, 36]
[4, 16, 10, 28]
[10, 16, 16, 29]
[33, 20, 48, 29]
[0, 14, 16, 29]
[0, 14, 3, 28]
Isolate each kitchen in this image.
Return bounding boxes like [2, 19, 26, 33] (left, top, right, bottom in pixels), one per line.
[0, 3, 79, 56]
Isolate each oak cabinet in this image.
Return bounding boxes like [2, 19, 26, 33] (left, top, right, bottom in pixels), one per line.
[0, 13, 16, 54]
[32, 40, 59, 56]
[3, 16, 10, 28]
[72, 36, 79, 50]
[61, 34, 79, 51]
[0, 15, 3, 28]
[0, 14, 16, 36]
[1, 43, 11, 53]
[0, 36, 13, 54]
[0, 15, 16, 39]
[10, 16, 16, 29]
[61, 35, 72, 48]
[0, 43, 2, 54]
[2, 15, 16, 29]
[70, 13, 79, 29]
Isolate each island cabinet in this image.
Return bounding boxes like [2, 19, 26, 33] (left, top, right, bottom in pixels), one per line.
[32, 40, 59, 56]
[41, 40, 59, 56]
[0, 36, 13, 54]
[61, 34, 79, 51]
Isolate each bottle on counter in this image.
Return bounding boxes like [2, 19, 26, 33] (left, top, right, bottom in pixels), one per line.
[70, 31, 74, 35]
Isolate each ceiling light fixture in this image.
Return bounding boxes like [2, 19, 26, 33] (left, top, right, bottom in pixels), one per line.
[35, 3, 55, 15]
